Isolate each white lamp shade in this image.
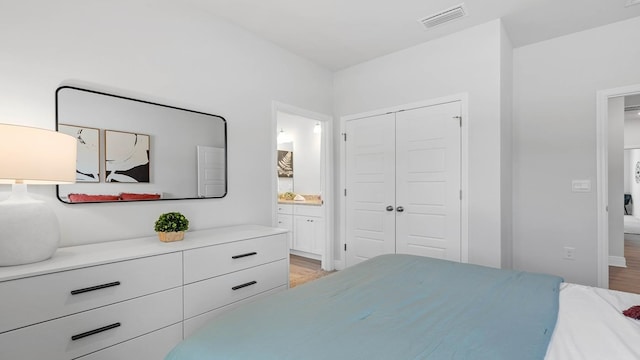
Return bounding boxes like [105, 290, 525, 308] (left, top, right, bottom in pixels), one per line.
[0, 124, 76, 184]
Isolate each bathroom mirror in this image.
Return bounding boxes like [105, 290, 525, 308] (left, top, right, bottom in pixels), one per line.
[56, 86, 227, 203]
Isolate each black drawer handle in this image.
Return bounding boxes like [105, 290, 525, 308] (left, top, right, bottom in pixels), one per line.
[71, 322, 121, 341]
[231, 252, 257, 259]
[232, 281, 257, 291]
[71, 281, 121, 295]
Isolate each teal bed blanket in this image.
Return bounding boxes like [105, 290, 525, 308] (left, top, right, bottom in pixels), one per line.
[166, 254, 562, 360]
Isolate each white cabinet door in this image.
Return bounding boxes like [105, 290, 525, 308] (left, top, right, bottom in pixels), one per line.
[311, 217, 326, 255]
[395, 102, 461, 262]
[277, 214, 294, 248]
[345, 113, 397, 266]
[293, 215, 324, 255]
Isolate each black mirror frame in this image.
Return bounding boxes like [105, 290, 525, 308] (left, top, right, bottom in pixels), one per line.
[55, 86, 228, 204]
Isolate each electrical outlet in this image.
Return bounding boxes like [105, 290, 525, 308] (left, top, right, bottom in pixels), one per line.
[563, 247, 576, 260]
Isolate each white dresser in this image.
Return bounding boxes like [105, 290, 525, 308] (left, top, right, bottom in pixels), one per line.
[0, 225, 289, 360]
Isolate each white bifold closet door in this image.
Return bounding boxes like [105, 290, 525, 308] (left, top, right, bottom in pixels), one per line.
[345, 101, 461, 267]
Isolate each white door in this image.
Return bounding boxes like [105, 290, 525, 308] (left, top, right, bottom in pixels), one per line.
[197, 146, 226, 197]
[345, 102, 461, 267]
[345, 113, 396, 266]
[395, 102, 461, 261]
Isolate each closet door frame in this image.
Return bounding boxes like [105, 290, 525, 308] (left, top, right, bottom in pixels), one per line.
[337, 93, 469, 270]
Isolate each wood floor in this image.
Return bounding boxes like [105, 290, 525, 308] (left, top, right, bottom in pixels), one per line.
[609, 239, 640, 294]
[289, 255, 333, 288]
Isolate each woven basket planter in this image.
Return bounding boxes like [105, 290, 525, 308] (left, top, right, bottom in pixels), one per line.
[157, 231, 185, 242]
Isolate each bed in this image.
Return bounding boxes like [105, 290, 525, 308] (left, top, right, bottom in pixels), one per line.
[166, 254, 640, 360]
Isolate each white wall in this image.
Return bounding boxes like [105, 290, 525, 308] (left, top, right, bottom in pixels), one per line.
[513, 16, 640, 285]
[500, 23, 514, 269]
[608, 97, 625, 259]
[334, 20, 508, 268]
[0, 1, 332, 246]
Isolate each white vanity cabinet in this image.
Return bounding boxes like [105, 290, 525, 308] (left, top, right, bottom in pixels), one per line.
[0, 225, 289, 360]
[277, 204, 294, 247]
[278, 202, 325, 259]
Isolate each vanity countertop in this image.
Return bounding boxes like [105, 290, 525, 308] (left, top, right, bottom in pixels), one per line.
[277, 194, 322, 206]
[277, 199, 323, 206]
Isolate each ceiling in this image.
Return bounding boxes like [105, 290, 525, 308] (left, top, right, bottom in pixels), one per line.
[182, 0, 640, 71]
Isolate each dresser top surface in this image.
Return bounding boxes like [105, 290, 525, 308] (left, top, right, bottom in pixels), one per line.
[0, 225, 287, 282]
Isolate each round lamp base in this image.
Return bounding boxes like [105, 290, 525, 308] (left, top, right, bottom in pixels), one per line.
[0, 192, 60, 266]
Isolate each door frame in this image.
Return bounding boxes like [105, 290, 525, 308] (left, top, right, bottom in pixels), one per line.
[596, 83, 640, 288]
[271, 101, 334, 271]
[337, 93, 469, 270]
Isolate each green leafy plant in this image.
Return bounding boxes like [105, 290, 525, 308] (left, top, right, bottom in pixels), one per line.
[154, 212, 189, 232]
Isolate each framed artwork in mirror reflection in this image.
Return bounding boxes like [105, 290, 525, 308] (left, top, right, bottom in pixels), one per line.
[58, 124, 100, 183]
[277, 150, 293, 178]
[105, 130, 150, 183]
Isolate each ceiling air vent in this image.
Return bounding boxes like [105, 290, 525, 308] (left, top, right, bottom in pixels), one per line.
[625, 105, 640, 112]
[418, 4, 467, 29]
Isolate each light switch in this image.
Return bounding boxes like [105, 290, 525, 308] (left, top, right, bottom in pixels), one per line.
[572, 180, 591, 192]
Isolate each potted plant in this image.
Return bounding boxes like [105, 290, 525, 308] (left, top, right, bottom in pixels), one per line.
[154, 212, 189, 242]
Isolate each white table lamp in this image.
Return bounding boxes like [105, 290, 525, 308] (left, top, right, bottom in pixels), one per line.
[0, 124, 76, 266]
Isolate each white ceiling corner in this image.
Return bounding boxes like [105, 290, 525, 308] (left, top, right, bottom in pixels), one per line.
[185, 0, 640, 71]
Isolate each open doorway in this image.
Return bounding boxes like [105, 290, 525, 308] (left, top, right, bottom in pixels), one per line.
[271, 102, 334, 271]
[597, 85, 640, 293]
[612, 96, 640, 294]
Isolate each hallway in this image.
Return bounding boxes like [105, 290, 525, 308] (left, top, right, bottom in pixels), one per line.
[610, 239, 640, 294]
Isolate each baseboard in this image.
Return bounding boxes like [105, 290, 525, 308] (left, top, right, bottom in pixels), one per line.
[289, 249, 321, 261]
[609, 255, 627, 268]
[624, 232, 640, 241]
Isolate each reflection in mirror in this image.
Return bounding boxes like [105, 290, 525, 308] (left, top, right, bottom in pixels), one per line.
[276, 112, 322, 203]
[56, 86, 227, 203]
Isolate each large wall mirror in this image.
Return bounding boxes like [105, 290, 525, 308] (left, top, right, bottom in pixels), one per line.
[56, 86, 227, 203]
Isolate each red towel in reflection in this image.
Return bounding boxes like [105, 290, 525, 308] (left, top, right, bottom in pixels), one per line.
[623, 305, 640, 319]
[119, 192, 161, 200]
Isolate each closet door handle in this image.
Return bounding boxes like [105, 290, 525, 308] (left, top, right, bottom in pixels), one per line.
[70, 281, 121, 295]
[71, 322, 121, 341]
[396, 206, 404, 213]
[232, 281, 257, 291]
[386, 206, 394, 211]
[232, 252, 257, 259]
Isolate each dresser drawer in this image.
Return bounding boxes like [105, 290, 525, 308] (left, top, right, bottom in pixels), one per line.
[183, 234, 287, 284]
[75, 323, 183, 360]
[0, 252, 182, 333]
[183, 285, 286, 338]
[0, 287, 182, 360]
[184, 259, 288, 319]
[277, 204, 293, 214]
